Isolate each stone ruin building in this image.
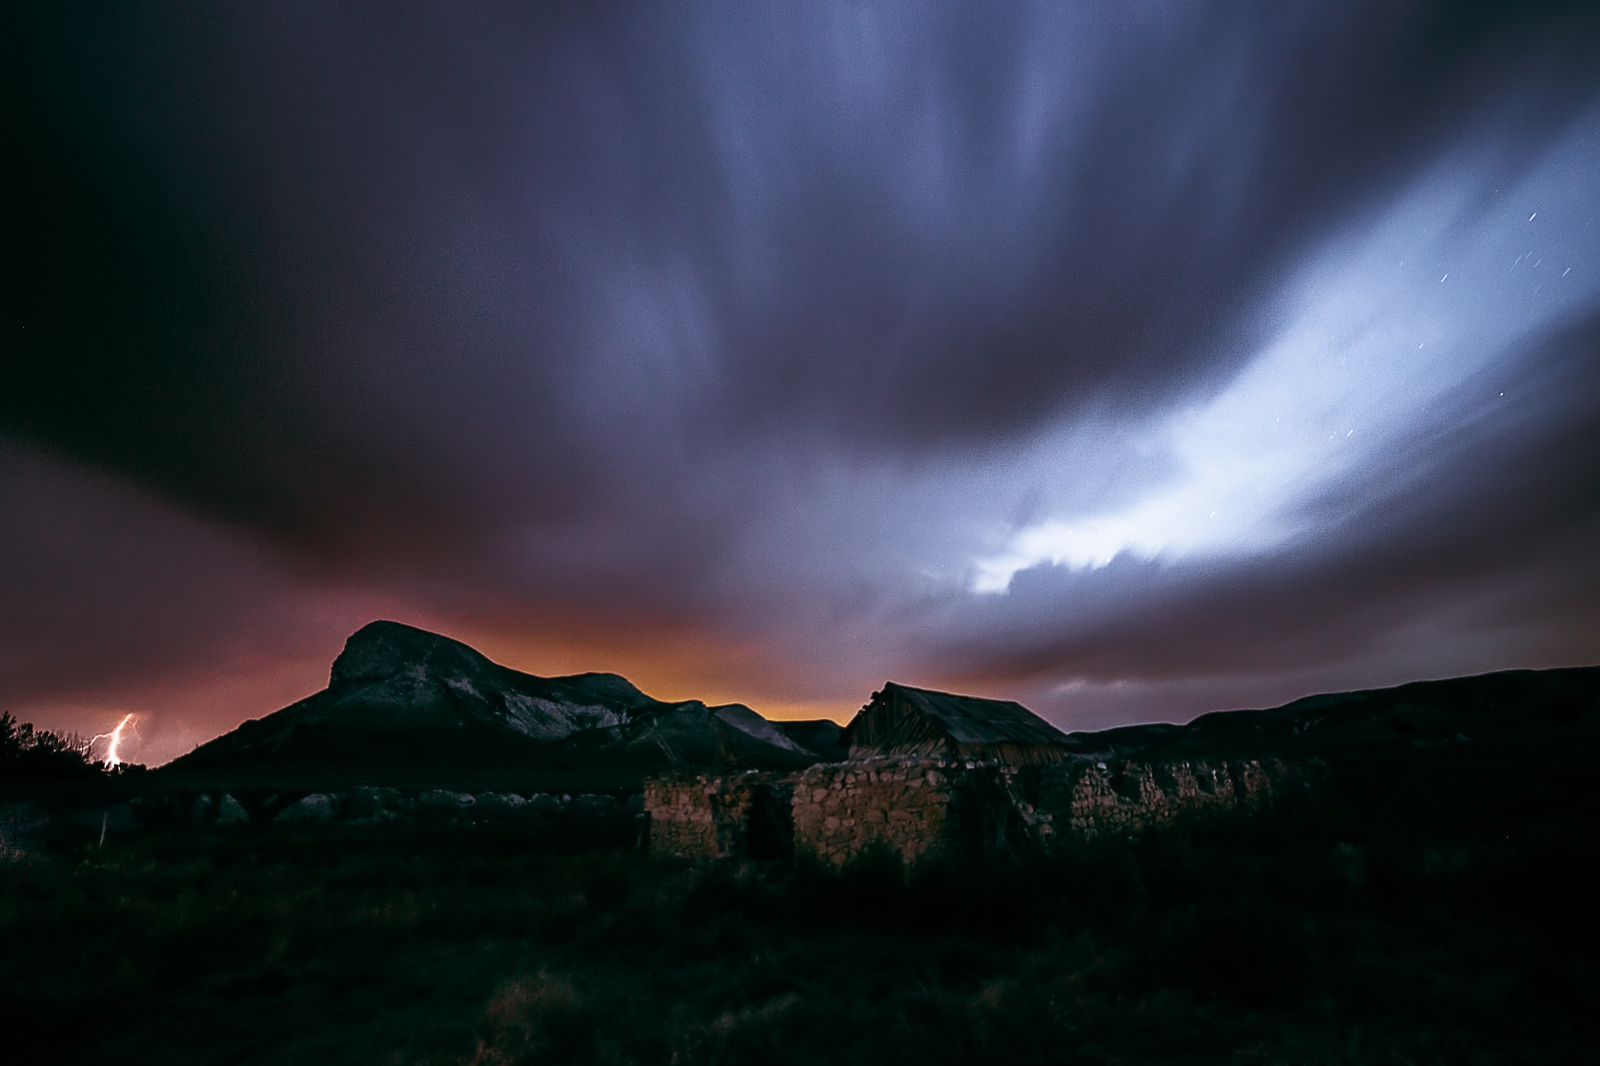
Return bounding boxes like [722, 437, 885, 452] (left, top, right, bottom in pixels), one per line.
[845, 682, 1074, 764]
[644, 682, 1293, 864]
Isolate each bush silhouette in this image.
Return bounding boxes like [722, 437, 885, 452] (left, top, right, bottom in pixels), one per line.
[0, 712, 105, 783]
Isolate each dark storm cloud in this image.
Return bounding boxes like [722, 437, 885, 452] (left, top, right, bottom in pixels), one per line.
[0, 443, 357, 705]
[4, 1, 1600, 737]
[9, 1, 1595, 520]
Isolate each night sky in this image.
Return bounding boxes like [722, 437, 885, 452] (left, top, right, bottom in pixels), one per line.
[6, 1, 1600, 767]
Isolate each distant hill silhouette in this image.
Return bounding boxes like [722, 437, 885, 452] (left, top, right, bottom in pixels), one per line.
[1057, 665, 1600, 762]
[163, 621, 845, 788]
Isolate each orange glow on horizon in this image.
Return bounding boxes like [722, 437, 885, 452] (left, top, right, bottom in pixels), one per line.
[462, 626, 870, 725]
[20, 611, 878, 767]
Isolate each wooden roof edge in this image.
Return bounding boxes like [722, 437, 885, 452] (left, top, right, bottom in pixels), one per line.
[875, 681, 1072, 746]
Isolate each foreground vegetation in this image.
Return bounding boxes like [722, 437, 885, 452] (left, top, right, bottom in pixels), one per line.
[1, 740, 1595, 1065]
[0, 711, 126, 783]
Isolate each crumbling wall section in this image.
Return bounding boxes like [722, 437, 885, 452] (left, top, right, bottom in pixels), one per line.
[647, 756, 1302, 863]
[642, 773, 742, 859]
[791, 758, 959, 865]
[643, 771, 795, 860]
[1021, 758, 1292, 842]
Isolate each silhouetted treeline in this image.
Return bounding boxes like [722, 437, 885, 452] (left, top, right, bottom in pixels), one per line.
[0, 712, 124, 783]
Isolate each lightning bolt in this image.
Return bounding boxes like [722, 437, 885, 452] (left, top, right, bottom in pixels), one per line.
[90, 714, 140, 767]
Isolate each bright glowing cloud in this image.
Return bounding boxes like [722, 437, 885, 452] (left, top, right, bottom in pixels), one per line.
[974, 118, 1600, 592]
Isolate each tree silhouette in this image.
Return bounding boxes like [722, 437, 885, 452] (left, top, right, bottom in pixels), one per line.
[0, 712, 106, 783]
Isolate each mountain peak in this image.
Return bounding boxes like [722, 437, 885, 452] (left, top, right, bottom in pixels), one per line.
[329, 620, 489, 688]
[164, 620, 837, 786]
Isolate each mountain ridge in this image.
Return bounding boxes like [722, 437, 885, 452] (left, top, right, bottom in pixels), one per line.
[164, 621, 845, 788]
[1056, 665, 1600, 762]
[163, 621, 1600, 789]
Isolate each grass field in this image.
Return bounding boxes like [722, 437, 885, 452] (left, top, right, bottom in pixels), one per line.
[2, 742, 1596, 1065]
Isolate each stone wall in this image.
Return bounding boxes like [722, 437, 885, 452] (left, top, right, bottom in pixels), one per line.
[1018, 758, 1290, 845]
[643, 771, 795, 860]
[791, 758, 960, 865]
[645, 756, 1302, 864]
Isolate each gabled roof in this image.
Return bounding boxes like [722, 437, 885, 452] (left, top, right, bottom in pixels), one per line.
[873, 682, 1071, 747]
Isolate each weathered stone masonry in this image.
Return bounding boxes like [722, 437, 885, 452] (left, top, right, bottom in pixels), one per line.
[643, 771, 796, 861]
[1019, 757, 1285, 846]
[646, 755, 1296, 863]
[791, 759, 959, 865]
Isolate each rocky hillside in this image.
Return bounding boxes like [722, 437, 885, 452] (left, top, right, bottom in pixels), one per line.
[1058, 665, 1600, 763]
[163, 621, 845, 788]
